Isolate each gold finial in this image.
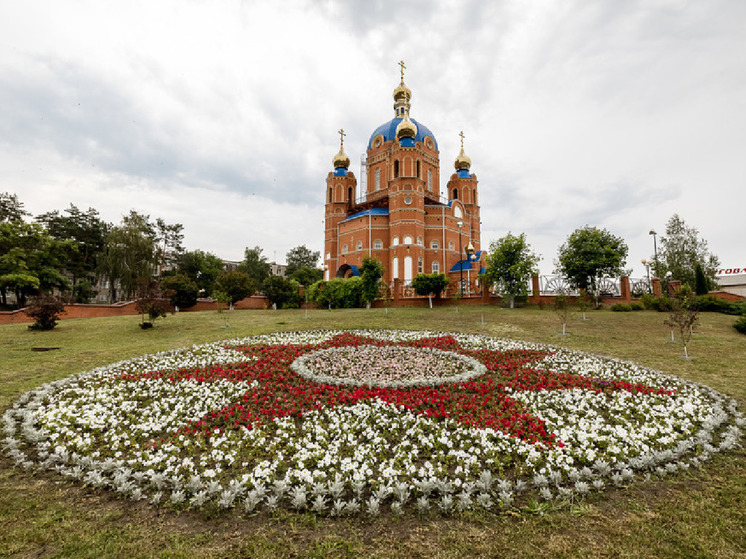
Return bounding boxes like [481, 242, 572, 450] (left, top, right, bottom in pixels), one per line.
[455, 130, 471, 171]
[398, 60, 406, 83]
[333, 128, 350, 169]
[338, 128, 346, 148]
[459, 131, 465, 150]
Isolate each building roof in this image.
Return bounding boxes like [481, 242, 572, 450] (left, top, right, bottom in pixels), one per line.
[367, 117, 438, 150]
[341, 207, 389, 223]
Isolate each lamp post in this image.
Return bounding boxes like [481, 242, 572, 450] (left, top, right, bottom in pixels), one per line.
[465, 241, 475, 296]
[457, 221, 464, 295]
[649, 230, 658, 273]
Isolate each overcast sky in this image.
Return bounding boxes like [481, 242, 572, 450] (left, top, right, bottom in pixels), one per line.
[2, 0, 744, 276]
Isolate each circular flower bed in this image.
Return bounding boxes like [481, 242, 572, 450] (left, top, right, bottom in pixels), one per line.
[3, 330, 743, 516]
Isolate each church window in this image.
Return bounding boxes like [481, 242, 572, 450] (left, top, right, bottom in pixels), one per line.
[473, 190, 477, 203]
[416, 160, 421, 178]
[328, 188, 333, 203]
[374, 239, 383, 250]
[449, 241, 454, 251]
[416, 236, 422, 245]
[452, 187, 458, 200]
[394, 160, 399, 178]
[403, 235, 413, 245]
[392, 236, 399, 246]
[418, 257, 423, 274]
[326, 252, 331, 261]
[392, 257, 399, 279]
[431, 240, 439, 250]
[454, 205, 463, 219]
[342, 244, 348, 254]
[432, 261, 439, 274]
[375, 168, 381, 190]
[427, 169, 432, 191]
[357, 241, 363, 251]
[348, 187, 353, 202]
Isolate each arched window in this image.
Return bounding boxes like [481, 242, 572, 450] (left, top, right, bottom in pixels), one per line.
[357, 241, 363, 251]
[416, 160, 421, 178]
[404, 256, 413, 282]
[427, 169, 432, 191]
[392, 236, 399, 246]
[348, 187, 353, 202]
[432, 261, 440, 274]
[375, 168, 381, 190]
[392, 257, 399, 279]
[416, 236, 422, 245]
[373, 239, 383, 250]
[394, 160, 400, 178]
[403, 235, 413, 245]
[418, 257, 423, 274]
[431, 240, 439, 250]
[452, 187, 458, 200]
[328, 188, 333, 203]
[454, 205, 463, 219]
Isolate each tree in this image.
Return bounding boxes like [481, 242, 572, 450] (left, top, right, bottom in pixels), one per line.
[411, 273, 450, 308]
[175, 250, 225, 297]
[556, 226, 628, 308]
[664, 284, 700, 358]
[694, 263, 709, 296]
[161, 274, 199, 309]
[289, 265, 323, 287]
[263, 275, 300, 309]
[483, 232, 539, 309]
[238, 246, 271, 287]
[553, 292, 571, 335]
[154, 218, 184, 276]
[655, 214, 719, 292]
[99, 211, 156, 302]
[36, 204, 110, 302]
[135, 279, 170, 328]
[0, 192, 30, 223]
[0, 220, 70, 307]
[285, 245, 320, 277]
[214, 270, 256, 306]
[360, 257, 384, 307]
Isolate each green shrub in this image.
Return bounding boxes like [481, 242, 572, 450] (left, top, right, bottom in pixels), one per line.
[695, 295, 745, 315]
[651, 295, 673, 312]
[639, 293, 655, 310]
[734, 315, 746, 335]
[308, 277, 364, 309]
[611, 303, 632, 312]
[630, 302, 645, 311]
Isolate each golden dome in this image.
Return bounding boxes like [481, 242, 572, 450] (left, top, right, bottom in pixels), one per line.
[332, 128, 350, 169]
[454, 131, 472, 171]
[396, 112, 418, 140]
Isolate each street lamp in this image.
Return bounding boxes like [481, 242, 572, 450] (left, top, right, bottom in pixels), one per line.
[457, 221, 464, 295]
[649, 230, 658, 273]
[465, 241, 475, 296]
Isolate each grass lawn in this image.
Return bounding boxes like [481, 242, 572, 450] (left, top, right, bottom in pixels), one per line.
[1, 305, 744, 558]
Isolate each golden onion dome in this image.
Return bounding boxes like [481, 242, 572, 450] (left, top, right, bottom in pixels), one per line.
[393, 80, 412, 103]
[454, 146, 471, 171]
[396, 112, 418, 140]
[332, 145, 350, 169]
[454, 131, 472, 171]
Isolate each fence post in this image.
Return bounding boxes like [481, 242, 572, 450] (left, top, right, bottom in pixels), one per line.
[620, 276, 631, 301]
[652, 277, 662, 297]
[530, 275, 541, 304]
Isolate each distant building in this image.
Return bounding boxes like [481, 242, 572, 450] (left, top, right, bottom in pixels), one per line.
[324, 64, 483, 292]
[716, 267, 746, 298]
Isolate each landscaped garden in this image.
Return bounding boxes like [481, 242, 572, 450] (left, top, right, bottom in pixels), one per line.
[1, 306, 745, 558]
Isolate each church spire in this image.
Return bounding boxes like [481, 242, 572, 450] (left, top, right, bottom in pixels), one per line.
[454, 130, 472, 174]
[332, 128, 350, 174]
[392, 60, 412, 118]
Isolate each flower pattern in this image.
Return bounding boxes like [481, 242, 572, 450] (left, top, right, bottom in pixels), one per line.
[3, 330, 743, 516]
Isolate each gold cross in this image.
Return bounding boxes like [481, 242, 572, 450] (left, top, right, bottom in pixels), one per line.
[338, 128, 346, 147]
[398, 60, 406, 82]
[459, 130, 465, 149]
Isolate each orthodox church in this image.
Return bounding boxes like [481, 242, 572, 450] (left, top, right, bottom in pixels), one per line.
[323, 63, 483, 292]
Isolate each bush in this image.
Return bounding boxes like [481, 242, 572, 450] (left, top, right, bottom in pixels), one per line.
[263, 276, 301, 309]
[309, 278, 364, 309]
[650, 295, 673, 312]
[734, 316, 746, 335]
[25, 294, 66, 330]
[694, 295, 745, 315]
[630, 302, 645, 311]
[639, 293, 655, 310]
[610, 303, 632, 312]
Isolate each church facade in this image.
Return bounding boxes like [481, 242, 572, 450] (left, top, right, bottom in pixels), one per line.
[323, 65, 484, 293]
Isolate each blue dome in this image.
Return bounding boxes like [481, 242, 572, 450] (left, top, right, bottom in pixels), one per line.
[367, 117, 438, 150]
